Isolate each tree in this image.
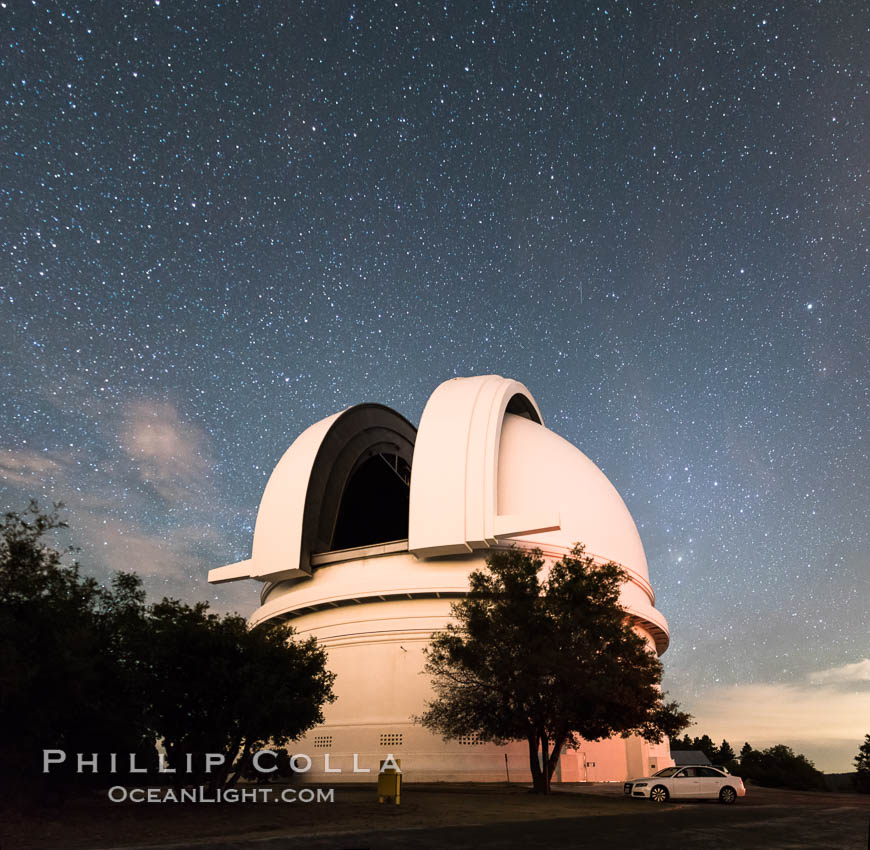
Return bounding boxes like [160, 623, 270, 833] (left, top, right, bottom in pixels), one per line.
[736, 744, 825, 790]
[694, 734, 717, 762]
[735, 742, 760, 781]
[143, 599, 336, 788]
[419, 545, 691, 793]
[716, 739, 736, 761]
[1, 502, 337, 793]
[853, 734, 870, 793]
[670, 731, 730, 763]
[677, 733, 695, 750]
[0, 503, 154, 789]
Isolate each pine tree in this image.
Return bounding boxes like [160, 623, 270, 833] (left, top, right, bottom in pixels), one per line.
[854, 734, 870, 793]
[736, 742, 758, 780]
[694, 734, 717, 761]
[717, 739, 736, 763]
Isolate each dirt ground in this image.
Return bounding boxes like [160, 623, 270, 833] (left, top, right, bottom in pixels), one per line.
[2, 782, 869, 850]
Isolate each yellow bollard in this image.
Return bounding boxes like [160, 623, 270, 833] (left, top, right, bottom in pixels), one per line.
[377, 757, 402, 805]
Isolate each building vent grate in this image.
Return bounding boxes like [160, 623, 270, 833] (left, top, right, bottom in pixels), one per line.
[313, 735, 333, 748]
[457, 734, 483, 746]
[379, 732, 403, 747]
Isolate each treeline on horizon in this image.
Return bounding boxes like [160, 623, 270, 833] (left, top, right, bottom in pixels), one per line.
[673, 733, 870, 793]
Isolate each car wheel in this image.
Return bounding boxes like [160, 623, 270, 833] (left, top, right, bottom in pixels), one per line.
[650, 785, 669, 803]
[719, 786, 737, 804]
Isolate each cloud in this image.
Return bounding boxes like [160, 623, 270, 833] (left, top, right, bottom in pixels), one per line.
[686, 680, 870, 772]
[0, 449, 69, 486]
[68, 511, 256, 613]
[0, 398, 253, 612]
[74, 514, 218, 578]
[118, 400, 210, 502]
[808, 658, 870, 685]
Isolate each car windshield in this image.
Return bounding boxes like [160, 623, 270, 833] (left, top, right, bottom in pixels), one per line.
[652, 767, 680, 777]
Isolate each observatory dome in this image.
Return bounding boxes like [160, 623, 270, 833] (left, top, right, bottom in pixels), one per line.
[209, 375, 673, 783]
[496, 412, 650, 583]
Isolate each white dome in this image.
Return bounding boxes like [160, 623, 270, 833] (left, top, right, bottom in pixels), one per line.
[208, 374, 667, 651]
[497, 413, 650, 584]
[210, 375, 674, 785]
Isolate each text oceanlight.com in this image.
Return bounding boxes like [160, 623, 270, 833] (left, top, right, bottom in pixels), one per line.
[107, 786, 335, 804]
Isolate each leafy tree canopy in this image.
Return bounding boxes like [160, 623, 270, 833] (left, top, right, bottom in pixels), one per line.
[735, 743, 826, 790]
[144, 598, 335, 787]
[419, 545, 690, 793]
[0, 503, 335, 792]
[0, 502, 152, 786]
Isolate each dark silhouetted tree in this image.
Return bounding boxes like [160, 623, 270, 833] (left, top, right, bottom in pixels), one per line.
[736, 744, 825, 790]
[0, 503, 154, 791]
[717, 739, 736, 762]
[693, 734, 717, 762]
[1, 503, 336, 794]
[144, 599, 336, 788]
[716, 739, 738, 772]
[853, 734, 870, 793]
[672, 733, 719, 761]
[675, 733, 694, 750]
[419, 545, 691, 793]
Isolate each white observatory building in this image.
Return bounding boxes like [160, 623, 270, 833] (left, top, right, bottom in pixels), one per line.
[210, 375, 673, 782]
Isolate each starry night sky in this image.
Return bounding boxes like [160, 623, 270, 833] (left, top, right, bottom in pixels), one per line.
[2, 1, 868, 769]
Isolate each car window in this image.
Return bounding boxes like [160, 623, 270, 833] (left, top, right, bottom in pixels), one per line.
[699, 767, 724, 777]
[675, 768, 690, 777]
[653, 767, 680, 777]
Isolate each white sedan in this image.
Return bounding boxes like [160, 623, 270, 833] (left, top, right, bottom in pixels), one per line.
[624, 765, 746, 804]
